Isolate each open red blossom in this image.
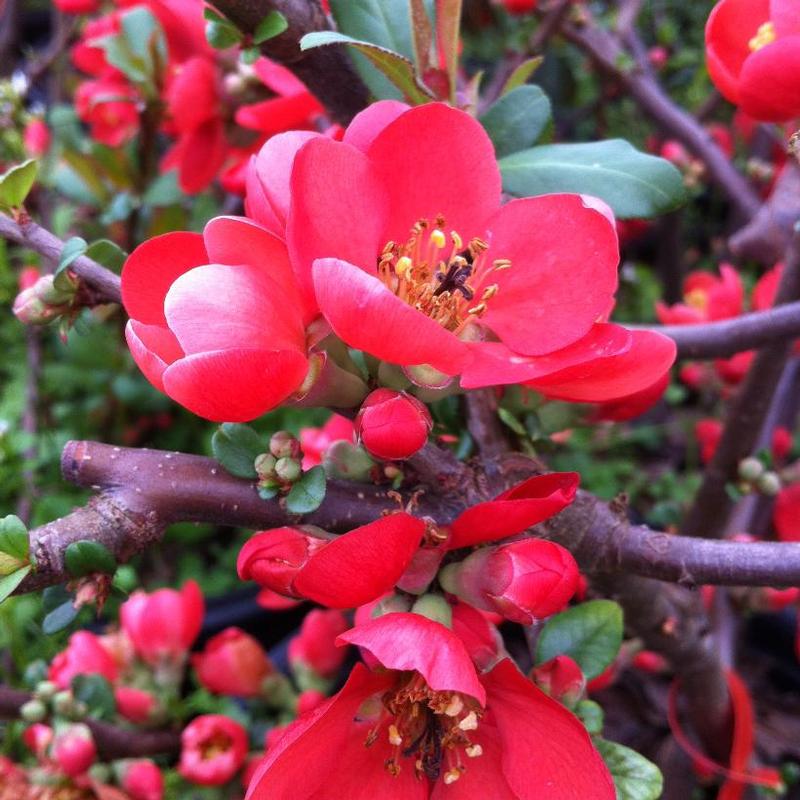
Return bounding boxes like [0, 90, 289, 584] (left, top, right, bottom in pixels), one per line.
[49, 631, 118, 690]
[446, 472, 578, 550]
[288, 609, 350, 679]
[247, 617, 613, 798]
[74, 77, 140, 147]
[706, 0, 800, 121]
[120, 580, 204, 665]
[656, 264, 744, 324]
[192, 627, 274, 698]
[242, 100, 675, 391]
[300, 414, 355, 469]
[180, 714, 248, 787]
[238, 514, 426, 608]
[121, 217, 310, 422]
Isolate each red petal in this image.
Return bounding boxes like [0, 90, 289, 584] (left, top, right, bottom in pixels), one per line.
[164, 263, 304, 355]
[245, 154, 284, 234]
[121, 231, 208, 325]
[480, 196, 619, 355]
[287, 138, 388, 304]
[448, 473, 579, 549]
[235, 93, 322, 134]
[367, 103, 501, 243]
[312, 258, 470, 374]
[294, 513, 425, 608]
[772, 0, 800, 36]
[166, 57, 218, 131]
[484, 659, 616, 799]
[338, 612, 486, 705]
[739, 36, 800, 120]
[529, 329, 676, 403]
[253, 57, 309, 96]
[176, 118, 228, 194]
[775, 483, 800, 541]
[343, 100, 410, 152]
[162, 348, 308, 422]
[125, 320, 183, 392]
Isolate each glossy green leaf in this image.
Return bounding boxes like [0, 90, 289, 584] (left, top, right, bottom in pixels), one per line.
[595, 738, 664, 800]
[56, 236, 88, 275]
[85, 239, 127, 273]
[501, 56, 543, 95]
[211, 423, 264, 479]
[206, 19, 243, 49]
[0, 159, 39, 210]
[0, 515, 29, 562]
[42, 599, 79, 634]
[65, 540, 117, 577]
[286, 466, 327, 514]
[72, 674, 117, 721]
[499, 139, 688, 219]
[480, 85, 551, 158]
[0, 565, 31, 604]
[254, 10, 288, 43]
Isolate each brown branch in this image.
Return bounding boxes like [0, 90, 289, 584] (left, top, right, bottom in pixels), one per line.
[0, 687, 180, 759]
[0, 214, 121, 305]
[210, 0, 369, 125]
[559, 13, 761, 221]
[680, 230, 800, 538]
[643, 301, 800, 359]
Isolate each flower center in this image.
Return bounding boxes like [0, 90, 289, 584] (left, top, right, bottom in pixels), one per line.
[365, 672, 484, 785]
[198, 732, 233, 761]
[377, 216, 511, 334]
[749, 21, 776, 51]
[684, 288, 708, 311]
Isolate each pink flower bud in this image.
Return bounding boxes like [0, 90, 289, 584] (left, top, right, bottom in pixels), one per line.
[631, 650, 668, 674]
[23, 723, 52, 758]
[179, 715, 248, 787]
[532, 655, 586, 705]
[192, 627, 273, 697]
[52, 724, 96, 777]
[288, 609, 349, 679]
[23, 119, 51, 155]
[13, 273, 78, 325]
[49, 631, 118, 690]
[647, 46, 669, 69]
[121, 759, 164, 800]
[355, 389, 432, 460]
[114, 686, 158, 724]
[440, 539, 579, 624]
[19, 266, 41, 291]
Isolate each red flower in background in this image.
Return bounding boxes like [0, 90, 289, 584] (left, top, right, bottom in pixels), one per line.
[288, 609, 350, 679]
[706, 0, 800, 121]
[121, 760, 165, 800]
[49, 631, 118, 689]
[74, 77, 140, 147]
[775, 483, 800, 541]
[300, 414, 355, 468]
[193, 627, 274, 697]
[656, 264, 744, 325]
[180, 714, 248, 786]
[54, 0, 100, 14]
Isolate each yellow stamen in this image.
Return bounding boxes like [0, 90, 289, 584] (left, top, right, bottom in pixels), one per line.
[749, 21, 776, 51]
[388, 724, 403, 746]
[444, 769, 462, 785]
[465, 744, 483, 758]
[395, 256, 413, 277]
[684, 288, 708, 311]
[458, 711, 479, 731]
[430, 229, 447, 249]
[444, 695, 464, 717]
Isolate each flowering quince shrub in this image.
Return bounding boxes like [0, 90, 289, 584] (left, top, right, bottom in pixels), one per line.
[3, 0, 800, 799]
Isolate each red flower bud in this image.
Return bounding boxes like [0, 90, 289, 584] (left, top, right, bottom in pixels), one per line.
[192, 627, 273, 697]
[288, 609, 349, 679]
[355, 389, 432, 460]
[52, 724, 96, 777]
[49, 631, 118, 690]
[531, 655, 586, 705]
[441, 539, 579, 624]
[23, 723, 52, 758]
[23, 119, 50, 156]
[179, 715, 248, 787]
[631, 650, 668, 674]
[121, 759, 164, 800]
[115, 686, 158, 724]
[296, 689, 327, 715]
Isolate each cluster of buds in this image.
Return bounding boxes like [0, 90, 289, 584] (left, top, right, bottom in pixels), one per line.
[737, 456, 782, 496]
[20, 679, 89, 724]
[255, 431, 305, 495]
[12, 270, 79, 326]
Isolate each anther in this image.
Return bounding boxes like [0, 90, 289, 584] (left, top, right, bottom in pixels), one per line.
[444, 768, 462, 785]
[444, 695, 464, 717]
[450, 231, 463, 250]
[458, 711, 478, 731]
[467, 302, 487, 316]
[430, 229, 446, 249]
[493, 258, 512, 271]
[465, 744, 483, 758]
[395, 256, 413, 277]
[481, 284, 499, 301]
[388, 724, 403, 746]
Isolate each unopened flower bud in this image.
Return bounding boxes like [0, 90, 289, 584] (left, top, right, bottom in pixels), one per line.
[531, 655, 586, 706]
[192, 627, 273, 698]
[275, 456, 302, 483]
[322, 440, 375, 481]
[269, 431, 302, 460]
[410, 593, 453, 627]
[757, 471, 782, 496]
[738, 457, 764, 483]
[288, 609, 349, 683]
[34, 681, 58, 702]
[355, 389, 433, 460]
[52, 723, 96, 777]
[20, 699, 47, 723]
[121, 759, 164, 800]
[13, 273, 78, 325]
[439, 539, 579, 624]
[254, 453, 277, 479]
[52, 690, 74, 717]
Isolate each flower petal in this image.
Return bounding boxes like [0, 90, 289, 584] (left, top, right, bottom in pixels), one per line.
[245, 154, 284, 234]
[343, 100, 410, 152]
[235, 93, 322, 134]
[175, 118, 228, 194]
[367, 103, 501, 243]
[162, 348, 308, 422]
[484, 659, 616, 800]
[294, 513, 425, 608]
[312, 258, 471, 374]
[739, 36, 800, 121]
[122, 231, 209, 325]
[449, 473, 578, 550]
[480, 195, 619, 355]
[338, 612, 486, 705]
[125, 320, 183, 392]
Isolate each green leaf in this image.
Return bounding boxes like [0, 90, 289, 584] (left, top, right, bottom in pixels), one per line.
[501, 56, 543, 95]
[497, 407, 526, 436]
[206, 19, 243, 49]
[499, 139, 688, 219]
[0, 159, 39, 210]
[42, 599, 79, 634]
[575, 699, 604, 735]
[254, 10, 288, 43]
[203, 7, 227, 23]
[286, 466, 327, 514]
[97, 7, 167, 84]
[72, 674, 117, 721]
[0, 515, 29, 562]
[85, 239, 127, 273]
[0, 565, 31, 604]
[301, 31, 434, 104]
[56, 236, 88, 275]
[211, 423, 264, 479]
[65, 540, 117, 577]
[536, 599, 623, 680]
[595, 738, 664, 800]
[480, 85, 551, 158]
[241, 46, 261, 65]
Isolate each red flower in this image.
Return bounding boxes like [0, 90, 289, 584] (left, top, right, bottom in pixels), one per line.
[355, 389, 433, 460]
[288, 609, 350, 679]
[75, 77, 140, 148]
[52, 724, 96, 777]
[49, 631, 118, 690]
[115, 686, 159, 724]
[300, 414, 355, 469]
[440, 539, 579, 624]
[531, 655, 586, 705]
[23, 119, 50, 156]
[446, 472, 579, 549]
[238, 514, 425, 608]
[247, 613, 614, 798]
[193, 627, 273, 697]
[54, 0, 99, 13]
[179, 714, 249, 787]
[121, 760, 165, 800]
[71, 13, 123, 77]
[120, 580, 204, 665]
[121, 218, 310, 422]
[775, 483, 800, 541]
[656, 264, 744, 324]
[695, 418, 723, 464]
[706, 0, 800, 121]
[499, 0, 538, 13]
